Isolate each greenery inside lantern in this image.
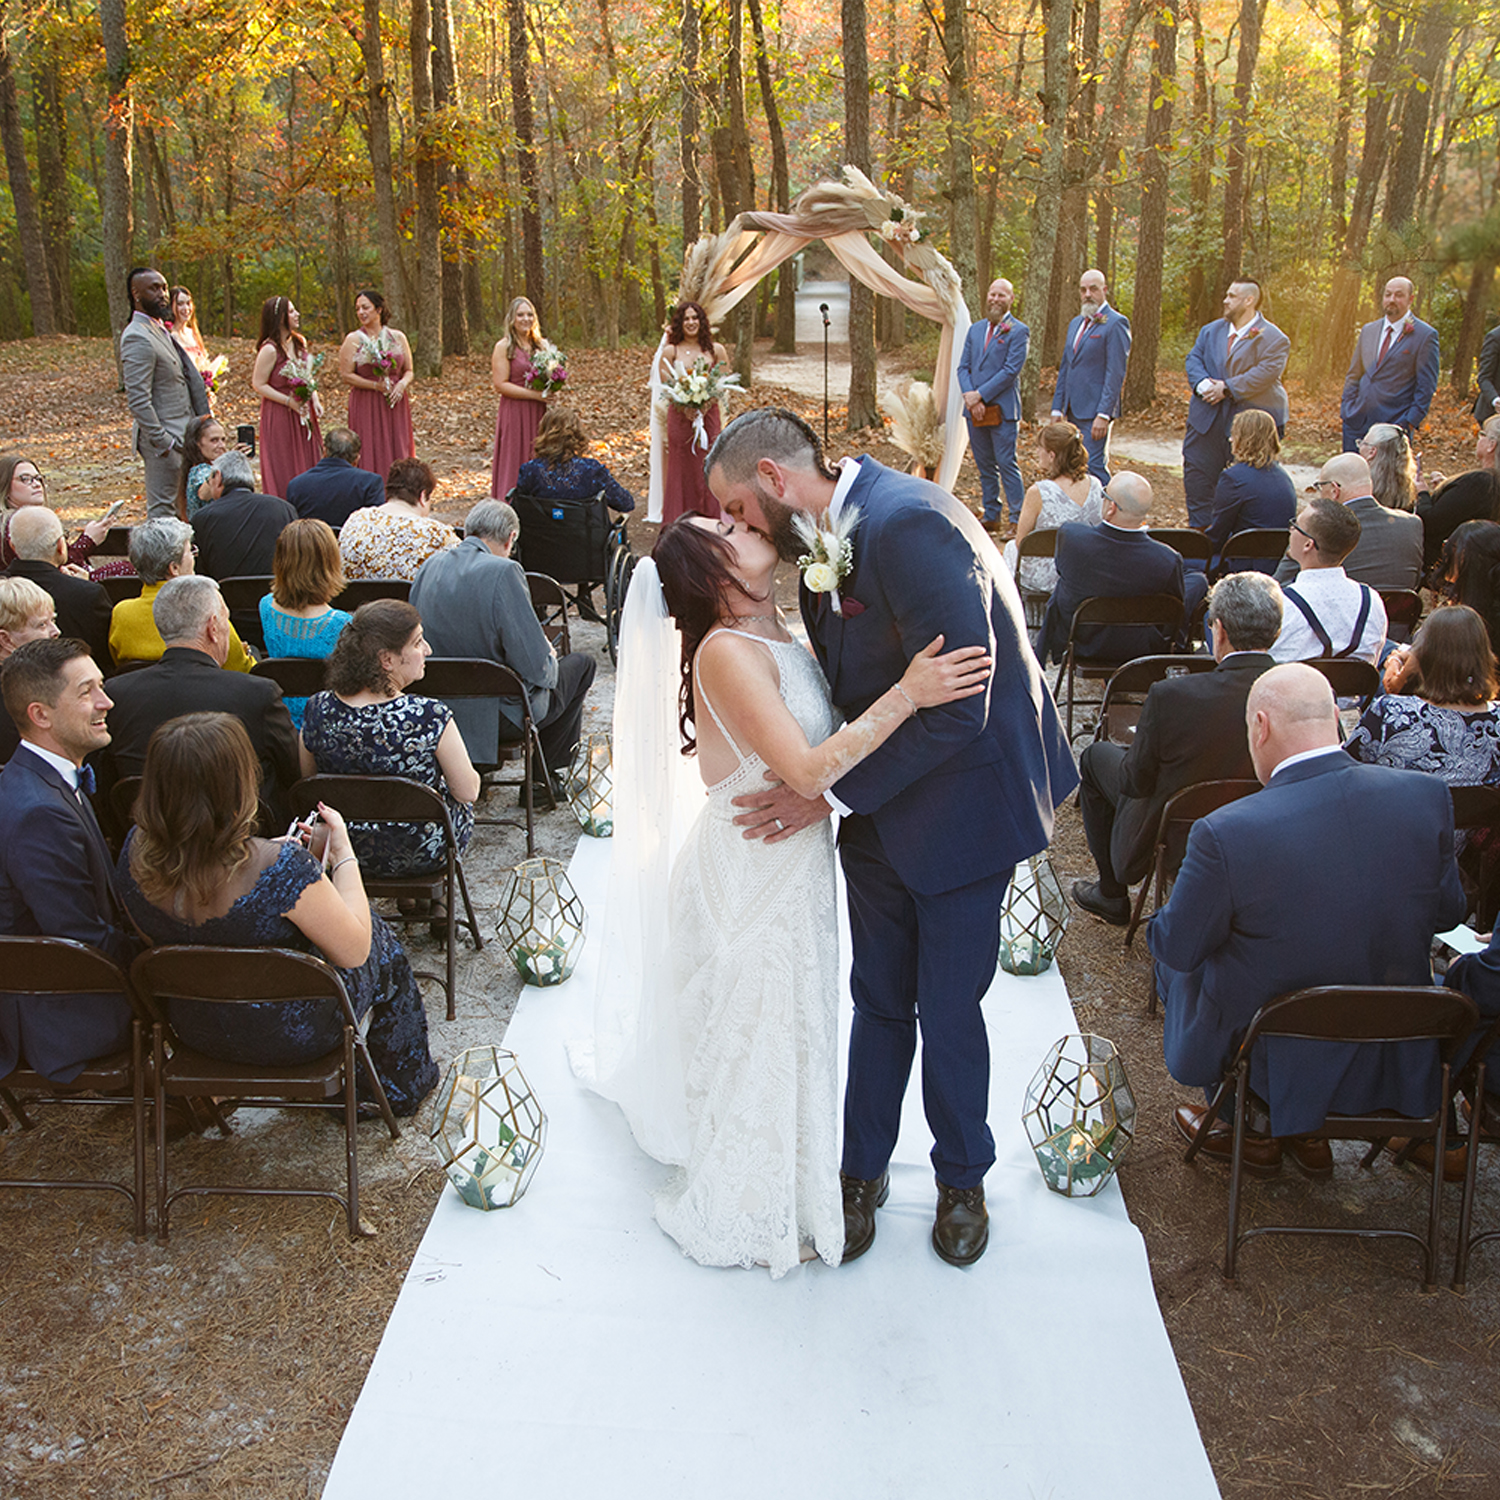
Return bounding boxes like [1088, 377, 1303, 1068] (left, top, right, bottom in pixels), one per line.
[567, 732, 613, 837]
[429, 1046, 547, 1210]
[998, 853, 1070, 975]
[497, 857, 587, 986]
[1022, 1034, 1136, 1197]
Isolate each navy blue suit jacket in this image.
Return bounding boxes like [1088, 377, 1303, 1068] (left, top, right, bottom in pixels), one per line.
[1204, 462, 1298, 559]
[956, 318, 1029, 421]
[1184, 316, 1290, 437]
[1051, 307, 1131, 421]
[0, 744, 137, 1082]
[285, 456, 385, 530]
[1041, 522, 1185, 666]
[1148, 752, 1464, 1135]
[1342, 317, 1441, 437]
[803, 459, 1077, 896]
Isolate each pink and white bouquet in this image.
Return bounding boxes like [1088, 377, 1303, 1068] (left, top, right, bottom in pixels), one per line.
[664, 358, 744, 450]
[201, 354, 229, 396]
[522, 342, 569, 396]
[282, 350, 324, 432]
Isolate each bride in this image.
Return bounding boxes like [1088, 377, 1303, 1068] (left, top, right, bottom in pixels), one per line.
[585, 514, 990, 1277]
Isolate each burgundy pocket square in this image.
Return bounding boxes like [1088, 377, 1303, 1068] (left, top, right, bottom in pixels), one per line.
[840, 597, 866, 617]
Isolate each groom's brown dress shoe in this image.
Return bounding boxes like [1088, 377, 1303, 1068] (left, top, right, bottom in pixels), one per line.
[840, 1171, 889, 1263]
[933, 1180, 989, 1266]
[1174, 1102, 1282, 1177]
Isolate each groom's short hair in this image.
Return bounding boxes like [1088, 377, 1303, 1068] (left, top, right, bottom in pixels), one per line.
[707, 407, 839, 485]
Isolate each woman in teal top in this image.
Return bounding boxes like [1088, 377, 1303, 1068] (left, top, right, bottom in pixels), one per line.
[259, 518, 352, 728]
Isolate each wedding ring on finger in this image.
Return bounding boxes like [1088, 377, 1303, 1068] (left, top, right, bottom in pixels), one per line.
[773, 818, 784, 832]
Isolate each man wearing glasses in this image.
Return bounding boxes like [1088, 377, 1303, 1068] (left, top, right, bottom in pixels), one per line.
[1270, 497, 1387, 665]
[1277, 452, 1422, 593]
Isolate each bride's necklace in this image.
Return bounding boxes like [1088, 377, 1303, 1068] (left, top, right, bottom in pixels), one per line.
[727, 613, 780, 627]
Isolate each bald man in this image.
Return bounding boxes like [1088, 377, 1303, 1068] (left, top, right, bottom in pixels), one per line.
[1340, 276, 1440, 453]
[2, 506, 113, 665]
[957, 277, 1030, 529]
[1149, 663, 1464, 1174]
[1050, 268, 1131, 483]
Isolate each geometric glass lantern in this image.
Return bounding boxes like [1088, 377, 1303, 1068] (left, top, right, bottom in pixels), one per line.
[1022, 1034, 1136, 1197]
[998, 853, 1070, 975]
[497, 856, 587, 986]
[567, 731, 613, 837]
[428, 1046, 547, 1209]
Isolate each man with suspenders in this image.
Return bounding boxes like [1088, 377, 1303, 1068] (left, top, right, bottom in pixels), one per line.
[1269, 496, 1388, 665]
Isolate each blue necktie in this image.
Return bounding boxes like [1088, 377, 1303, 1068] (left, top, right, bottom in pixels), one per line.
[77, 763, 96, 796]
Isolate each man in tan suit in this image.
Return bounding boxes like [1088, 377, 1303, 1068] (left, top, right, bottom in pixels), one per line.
[119, 267, 209, 519]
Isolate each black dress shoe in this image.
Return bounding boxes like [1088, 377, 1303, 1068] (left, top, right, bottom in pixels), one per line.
[1071, 880, 1132, 927]
[840, 1170, 889, 1263]
[933, 1180, 989, 1266]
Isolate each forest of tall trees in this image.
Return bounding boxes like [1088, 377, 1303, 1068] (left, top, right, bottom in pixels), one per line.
[0, 0, 1496, 406]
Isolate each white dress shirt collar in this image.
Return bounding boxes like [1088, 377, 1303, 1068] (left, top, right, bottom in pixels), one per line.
[25, 741, 85, 789]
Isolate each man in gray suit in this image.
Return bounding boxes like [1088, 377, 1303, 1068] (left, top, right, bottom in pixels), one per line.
[409, 499, 596, 789]
[119, 267, 209, 519]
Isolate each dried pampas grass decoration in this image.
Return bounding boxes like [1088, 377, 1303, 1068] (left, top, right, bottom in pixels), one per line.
[884, 379, 945, 470]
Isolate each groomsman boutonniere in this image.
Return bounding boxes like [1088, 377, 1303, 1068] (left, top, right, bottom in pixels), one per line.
[998, 321, 1013, 337]
[1398, 315, 1416, 340]
[1086, 308, 1108, 327]
[795, 505, 860, 616]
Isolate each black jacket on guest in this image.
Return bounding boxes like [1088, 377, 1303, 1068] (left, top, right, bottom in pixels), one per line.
[4, 557, 113, 666]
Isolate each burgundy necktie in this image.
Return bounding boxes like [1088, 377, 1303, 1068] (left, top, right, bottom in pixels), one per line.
[1376, 326, 1394, 368]
[984, 324, 996, 352]
[1073, 319, 1089, 354]
[1226, 329, 1238, 358]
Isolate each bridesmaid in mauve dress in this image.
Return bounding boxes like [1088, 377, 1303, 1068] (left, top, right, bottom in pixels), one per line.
[658, 300, 728, 522]
[339, 288, 416, 479]
[252, 295, 323, 500]
[490, 296, 549, 500]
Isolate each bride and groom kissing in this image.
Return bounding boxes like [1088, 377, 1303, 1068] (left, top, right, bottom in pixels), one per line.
[591, 407, 1077, 1277]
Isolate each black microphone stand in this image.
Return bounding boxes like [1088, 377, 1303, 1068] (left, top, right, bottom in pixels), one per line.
[819, 302, 831, 447]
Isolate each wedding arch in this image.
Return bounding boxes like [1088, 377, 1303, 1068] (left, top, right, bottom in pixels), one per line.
[647, 168, 973, 520]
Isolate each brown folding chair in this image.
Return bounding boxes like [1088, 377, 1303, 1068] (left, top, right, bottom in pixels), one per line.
[252, 656, 329, 701]
[1092, 654, 1217, 747]
[131, 946, 399, 1243]
[218, 574, 275, 651]
[526, 571, 572, 655]
[1449, 785, 1500, 934]
[1379, 588, 1424, 644]
[102, 574, 144, 605]
[1451, 1009, 1500, 1290]
[1213, 528, 1289, 580]
[1148, 527, 1214, 568]
[1306, 657, 1381, 715]
[414, 657, 549, 854]
[0, 937, 149, 1237]
[332, 577, 412, 611]
[1054, 593, 1186, 739]
[289, 774, 482, 1021]
[1015, 528, 1058, 629]
[1180, 985, 1479, 1291]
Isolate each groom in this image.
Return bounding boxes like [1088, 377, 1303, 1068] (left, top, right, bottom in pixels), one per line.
[708, 409, 1078, 1267]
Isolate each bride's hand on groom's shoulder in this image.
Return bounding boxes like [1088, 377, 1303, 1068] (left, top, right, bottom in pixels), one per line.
[731, 776, 830, 843]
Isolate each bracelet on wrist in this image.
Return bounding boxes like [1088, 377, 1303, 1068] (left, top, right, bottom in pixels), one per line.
[329, 855, 358, 877]
[894, 684, 919, 717]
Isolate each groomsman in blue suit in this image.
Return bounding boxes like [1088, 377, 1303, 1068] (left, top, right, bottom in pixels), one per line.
[1181, 280, 1290, 529]
[1340, 277, 1440, 453]
[708, 409, 1078, 1268]
[957, 278, 1029, 531]
[1051, 268, 1131, 483]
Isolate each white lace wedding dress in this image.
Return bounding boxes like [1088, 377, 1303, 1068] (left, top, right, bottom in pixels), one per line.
[650, 629, 846, 1277]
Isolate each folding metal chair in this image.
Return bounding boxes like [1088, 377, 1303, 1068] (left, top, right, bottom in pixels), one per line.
[1306, 657, 1381, 716]
[1015, 527, 1058, 630]
[1148, 527, 1214, 568]
[332, 577, 412, 611]
[251, 656, 330, 701]
[526, 571, 572, 655]
[1213, 528, 1289, 580]
[1092, 654, 1217, 747]
[1053, 593, 1186, 739]
[1379, 588, 1424, 644]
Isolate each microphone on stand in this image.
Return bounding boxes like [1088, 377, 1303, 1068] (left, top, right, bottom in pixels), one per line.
[819, 305, 831, 446]
[819, 303, 830, 324]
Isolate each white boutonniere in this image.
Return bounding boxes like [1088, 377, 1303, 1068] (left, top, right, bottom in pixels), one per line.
[794, 504, 860, 615]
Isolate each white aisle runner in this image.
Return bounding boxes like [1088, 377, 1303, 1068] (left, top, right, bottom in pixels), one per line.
[323, 837, 1219, 1499]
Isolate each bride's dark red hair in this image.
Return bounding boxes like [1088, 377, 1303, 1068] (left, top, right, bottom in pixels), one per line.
[653, 518, 758, 754]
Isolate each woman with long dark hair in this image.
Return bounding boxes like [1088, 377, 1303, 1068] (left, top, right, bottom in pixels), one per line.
[657, 302, 729, 522]
[338, 289, 415, 479]
[251, 295, 323, 499]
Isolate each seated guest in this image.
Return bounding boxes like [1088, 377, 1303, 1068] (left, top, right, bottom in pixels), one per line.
[1150, 663, 1464, 1171]
[103, 575, 299, 823]
[1440, 520, 1500, 655]
[298, 600, 479, 877]
[1270, 496, 1388, 665]
[409, 499, 597, 788]
[259, 519, 352, 729]
[515, 406, 636, 512]
[1002, 420, 1103, 598]
[0, 638, 138, 1083]
[337, 457, 458, 581]
[0, 577, 61, 762]
[1040, 472, 1205, 666]
[190, 449, 296, 586]
[286, 427, 385, 529]
[1277, 452, 1423, 591]
[0, 453, 115, 572]
[4, 506, 112, 664]
[1418, 416, 1500, 571]
[117, 713, 437, 1116]
[1348, 604, 1500, 786]
[1203, 409, 1297, 569]
[175, 414, 234, 520]
[109, 518, 254, 672]
[1072, 572, 1282, 926]
[1358, 422, 1419, 513]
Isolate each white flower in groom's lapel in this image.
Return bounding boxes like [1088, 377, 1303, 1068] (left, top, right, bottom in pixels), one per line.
[794, 505, 861, 615]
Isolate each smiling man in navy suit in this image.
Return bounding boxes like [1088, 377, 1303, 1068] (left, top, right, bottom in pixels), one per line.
[1181, 279, 1290, 529]
[708, 408, 1077, 1268]
[1051, 268, 1131, 483]
[0, 637, 138, 1084]
[1341, 276, 1441, 453]
[957, 278, 1030, 531]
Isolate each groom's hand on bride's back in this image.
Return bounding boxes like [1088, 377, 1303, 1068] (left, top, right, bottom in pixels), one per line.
[731, 776, 831, 843]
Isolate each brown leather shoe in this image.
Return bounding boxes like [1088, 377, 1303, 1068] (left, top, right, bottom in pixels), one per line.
[840, 1170, 889, 1263]
[1279, 1134, 1334, 1179]
[933, 1180, 989, 1266]
[1174, 1102, 1283, 1177]
[1388, 1136, 1468, 1183]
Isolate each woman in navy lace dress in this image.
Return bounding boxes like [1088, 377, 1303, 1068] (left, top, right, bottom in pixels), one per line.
[298, 599, 479, 876]
[117, 713, 438, 1115]
[515, 406, 636, 513]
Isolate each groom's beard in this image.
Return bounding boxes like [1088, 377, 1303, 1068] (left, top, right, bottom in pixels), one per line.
[752, 480, 807, 563]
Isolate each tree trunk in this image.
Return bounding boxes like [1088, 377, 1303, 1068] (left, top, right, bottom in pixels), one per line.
[98, 0, 133, 353]
[31, 37, 73, 331]
[747, 0, 794, 353]
[724, 0, 754, 383]
[1450, 141, 1500, 399]
[1220, 0, 1267, 285]
[843, 0, 878, 431]
[433, 0, 468, 357]
[1329, 0, 1357, 251]
[409, 0, 443, 377]
[357, 0, 406, 325]
[679, 0, 702, 249]
[1123, 0, 1177, 413]
[1185, 0, 1215, 329]
[507, 0, 544, 310]
[940, 0, 977, 313]
[0, 24, 55, 334]
[1383, 1, 1453, 232]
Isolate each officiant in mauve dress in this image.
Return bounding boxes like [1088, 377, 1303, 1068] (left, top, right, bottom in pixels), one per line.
[338, 290, 415, 480]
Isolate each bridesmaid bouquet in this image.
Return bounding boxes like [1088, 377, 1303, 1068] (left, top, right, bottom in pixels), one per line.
[522, 343, 569, 396]
[665, 358, 744, 451]
[282, 350, 324, 432]
[356, 330, 404, 404]
[201, 354, 229, 396]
